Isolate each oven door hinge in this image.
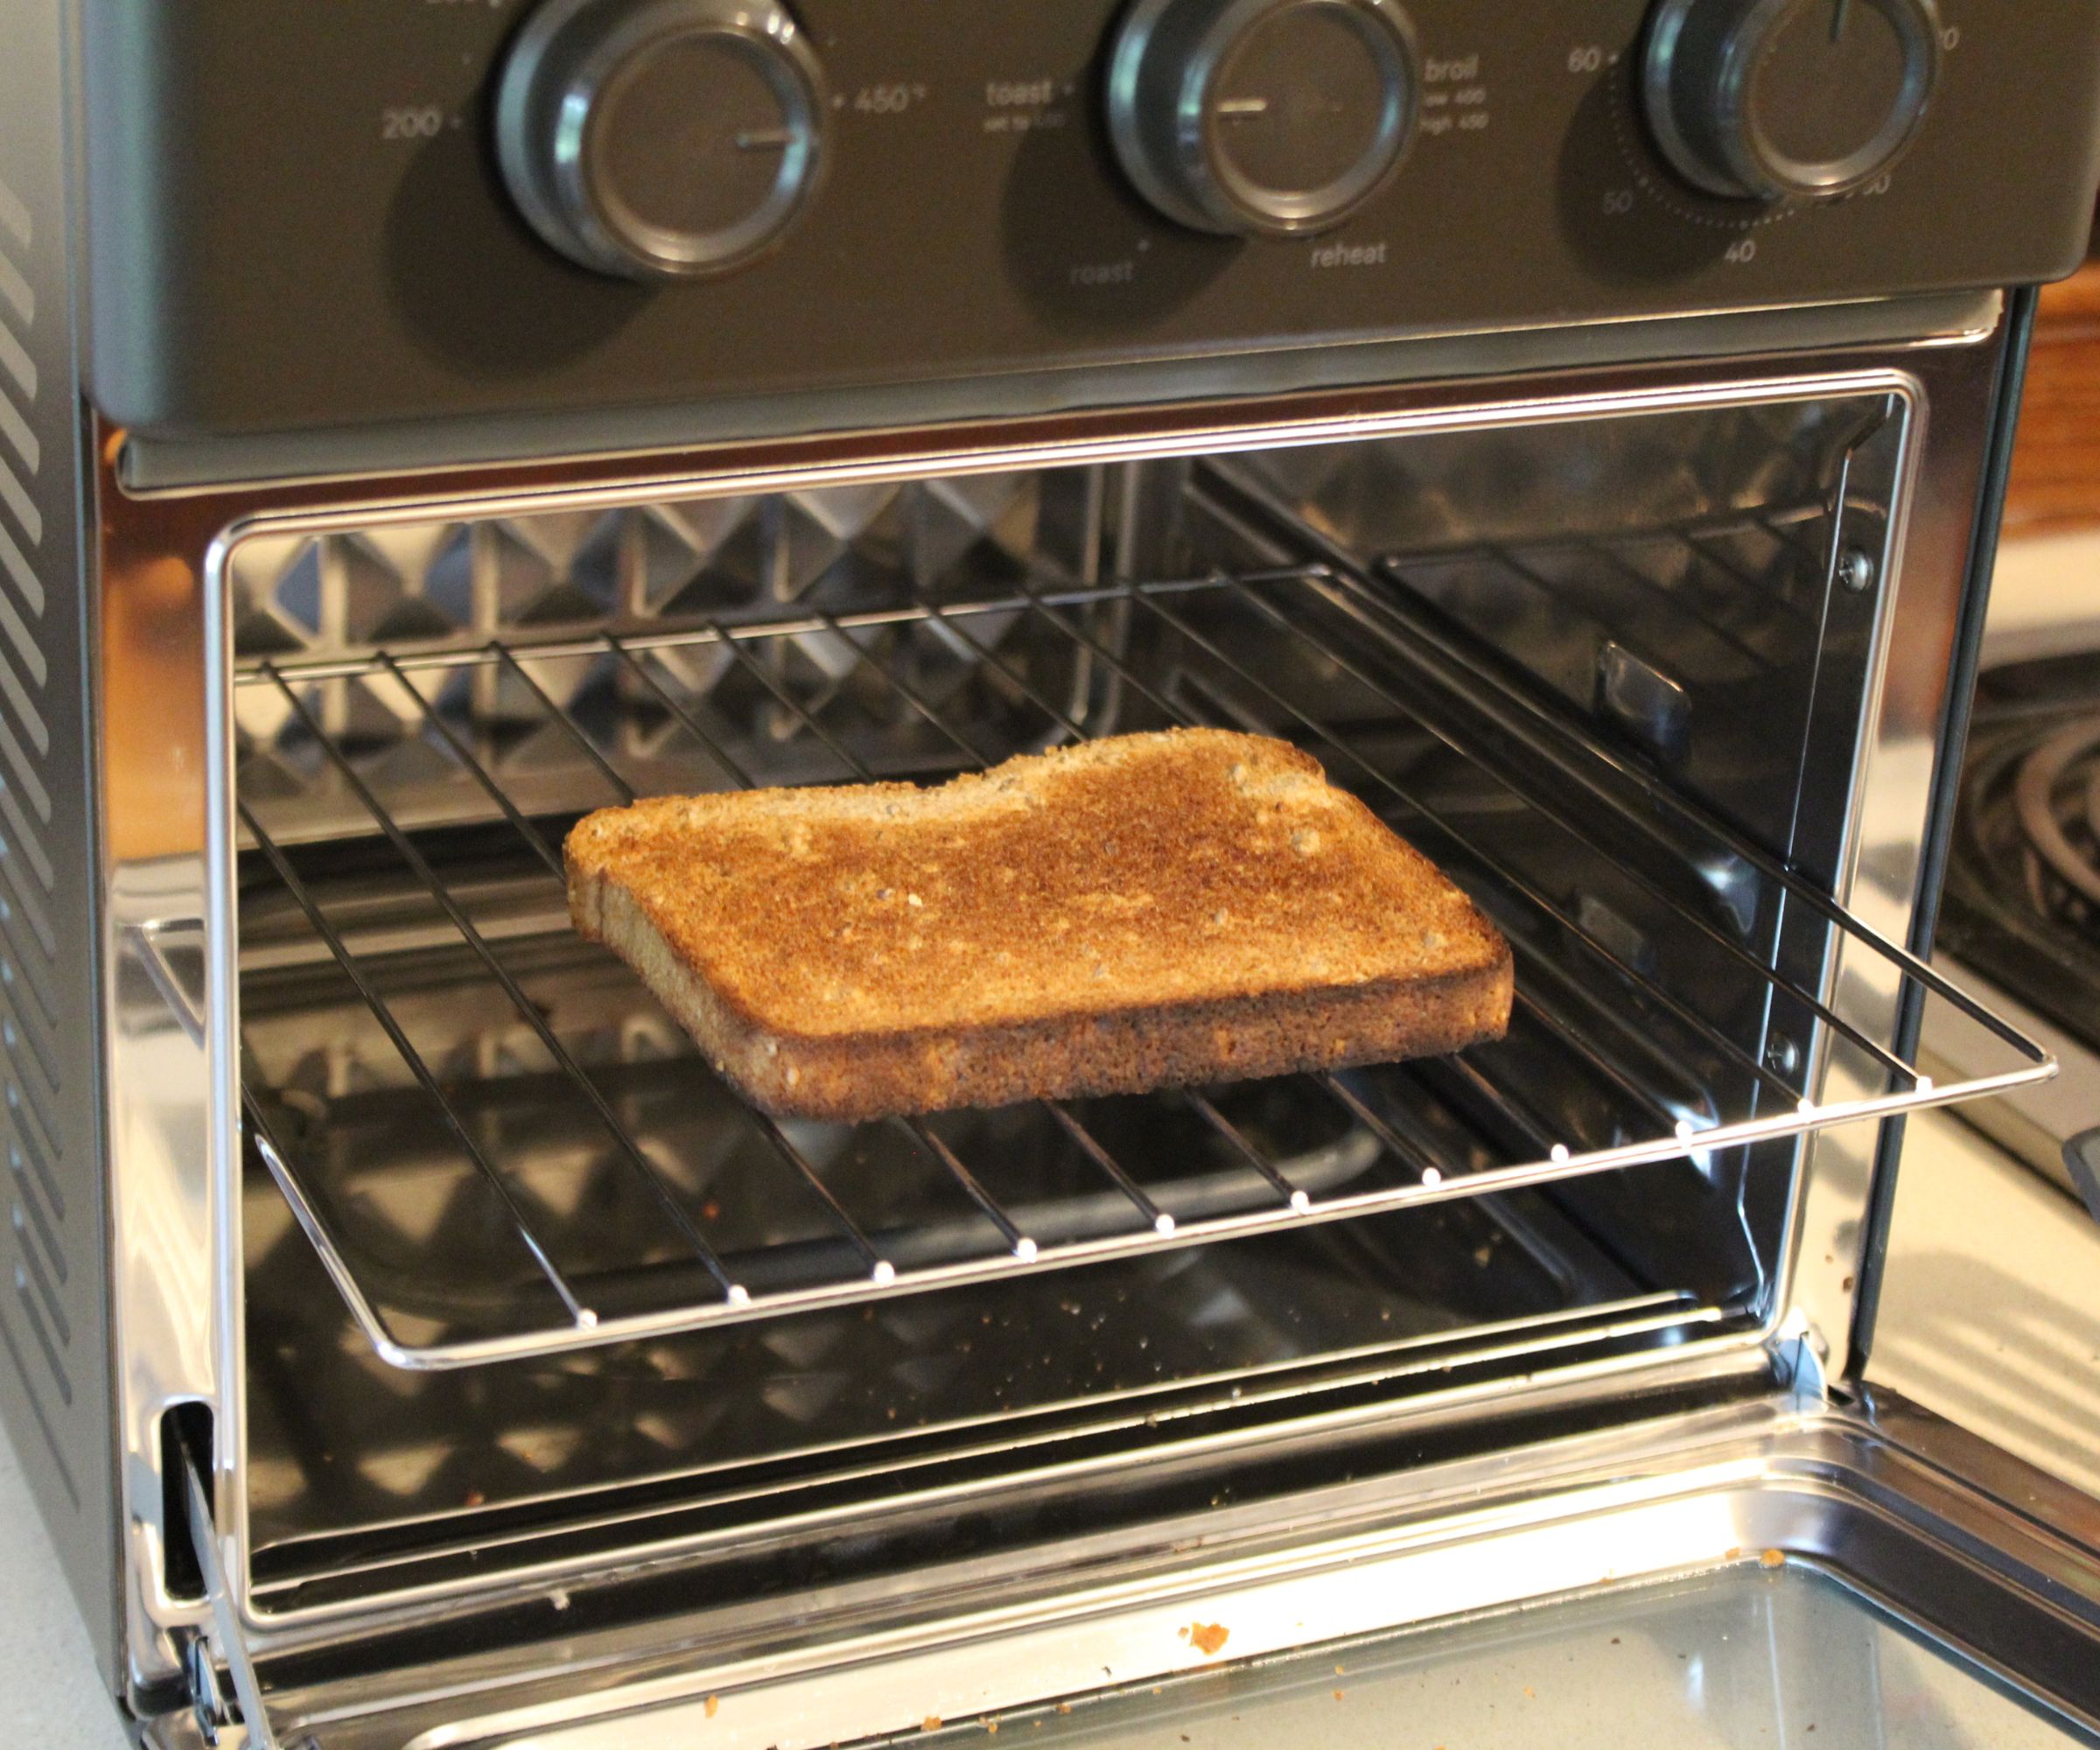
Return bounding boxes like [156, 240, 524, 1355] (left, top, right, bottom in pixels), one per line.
[170, 1418, 276, 1750]
[1767, 1310, 1833, 1404]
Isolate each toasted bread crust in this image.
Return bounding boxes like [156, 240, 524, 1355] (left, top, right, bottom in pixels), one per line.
[567, 730, 1512, 1119]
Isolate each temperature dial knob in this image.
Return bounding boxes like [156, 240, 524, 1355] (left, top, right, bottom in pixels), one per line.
[496, 0, 825, 280]
[1107, 0, 1420, 236]
[1642, 0, 1942, 201]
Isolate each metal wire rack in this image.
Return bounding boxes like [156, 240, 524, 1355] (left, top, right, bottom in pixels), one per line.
[233, 560, 2053, 1370]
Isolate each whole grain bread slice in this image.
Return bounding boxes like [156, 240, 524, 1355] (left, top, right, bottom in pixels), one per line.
[566, 729, 1512, 1121]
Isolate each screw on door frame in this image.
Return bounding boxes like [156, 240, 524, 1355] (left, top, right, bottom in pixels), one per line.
[1838, 547, 1878, 593]
[1765, 1032, 1802, 1076]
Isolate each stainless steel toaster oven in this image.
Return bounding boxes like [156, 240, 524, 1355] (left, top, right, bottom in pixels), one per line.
[6, 0, 2100, 1744]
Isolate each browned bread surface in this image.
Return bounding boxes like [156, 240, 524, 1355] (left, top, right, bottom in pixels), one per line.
[566, 729, 1513, 1120]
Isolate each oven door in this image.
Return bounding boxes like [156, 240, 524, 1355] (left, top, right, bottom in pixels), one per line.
[158, 1390, 2100, 1747]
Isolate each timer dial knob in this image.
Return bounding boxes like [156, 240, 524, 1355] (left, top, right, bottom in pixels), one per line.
[1642, 0, 1942, 201]
[496, 0, 825, 280]
[1107, 0, 1420, 237]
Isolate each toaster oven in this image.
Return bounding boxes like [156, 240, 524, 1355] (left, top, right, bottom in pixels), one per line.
[7, 0, 2100, 1744]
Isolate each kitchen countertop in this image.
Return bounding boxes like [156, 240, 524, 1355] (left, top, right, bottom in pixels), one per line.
[1872, 1114, 2100, 1502]
[0, 1417, 131, 1746]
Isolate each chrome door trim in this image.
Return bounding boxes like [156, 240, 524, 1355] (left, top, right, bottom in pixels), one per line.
[1788, 314, 2011, 1387]
[100, 419, 220, 1693]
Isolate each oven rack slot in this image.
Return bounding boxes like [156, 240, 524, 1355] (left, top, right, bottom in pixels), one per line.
[232, 564, 2052, 1370]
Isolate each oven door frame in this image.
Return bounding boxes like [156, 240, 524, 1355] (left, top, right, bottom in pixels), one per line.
[97, 306, 2061, 1729]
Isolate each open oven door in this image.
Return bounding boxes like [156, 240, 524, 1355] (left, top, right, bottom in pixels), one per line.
[156, 1384, 2100, 1749]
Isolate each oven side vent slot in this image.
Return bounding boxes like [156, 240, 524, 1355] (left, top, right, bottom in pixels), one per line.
[163, 1402, 270, 1750]
[159, 1401, 214, 1606]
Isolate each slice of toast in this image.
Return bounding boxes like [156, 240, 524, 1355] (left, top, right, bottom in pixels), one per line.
[565, 729, 1512, 1121]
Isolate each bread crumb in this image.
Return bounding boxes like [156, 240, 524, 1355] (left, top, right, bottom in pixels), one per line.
[1760, 1548, 1787, 1569]
[1524, 1685, 1536, 1698]
[704, 1696, 718, 1718]
[907, 892, 924, 907]
[923, 1717, 942, 1732]
[1055, 1704, 1072, 1716]
[1188, 1622, 1229, 1656]
[1725, 1546, 1743, 1560]
[1333, 1690, 1346, 1702]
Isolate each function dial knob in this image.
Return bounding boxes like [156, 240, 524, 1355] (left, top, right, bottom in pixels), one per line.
[1642, 0, 1942, 202]
[496, 0, 826, 281]
[1107, 0, 1421, 237]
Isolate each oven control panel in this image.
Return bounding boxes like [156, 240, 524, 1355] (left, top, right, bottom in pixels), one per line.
[82, 0, 2100, 438]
